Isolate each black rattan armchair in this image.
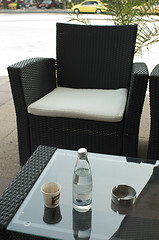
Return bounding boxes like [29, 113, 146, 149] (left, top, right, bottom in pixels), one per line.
[8, 23, 148, 166]
[147, 64, 159, 160]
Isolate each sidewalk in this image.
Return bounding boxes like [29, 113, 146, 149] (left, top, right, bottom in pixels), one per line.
[0, 74, 150, 181]
[0, 76, 21, 180]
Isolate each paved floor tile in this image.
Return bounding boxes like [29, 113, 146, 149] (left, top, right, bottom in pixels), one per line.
[0, 92, 12, 106]
[0, 81, 11, 92]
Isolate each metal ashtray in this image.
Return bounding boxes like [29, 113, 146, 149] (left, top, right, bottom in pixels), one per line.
[111, 184, 136, 207]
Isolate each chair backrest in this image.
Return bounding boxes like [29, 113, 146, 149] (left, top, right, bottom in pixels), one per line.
[56, 23, 137, 89]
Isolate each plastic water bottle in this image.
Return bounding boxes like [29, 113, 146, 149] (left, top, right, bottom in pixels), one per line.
[72, 148, 93, 212]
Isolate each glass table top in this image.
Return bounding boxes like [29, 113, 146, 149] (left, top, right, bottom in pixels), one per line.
[7, 149, 159, 239]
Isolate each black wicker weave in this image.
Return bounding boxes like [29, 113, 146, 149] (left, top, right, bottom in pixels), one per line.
[147, 64, 159, 160]
[0, 145, 56, 240]
[8, 23, 149, 166]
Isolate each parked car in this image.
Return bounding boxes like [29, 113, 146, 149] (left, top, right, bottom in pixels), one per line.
[39, 0, 54, 8]
[19, 0, 30, 8]
[8, 2, 17, 8]
[71, 0, 107, 14]
[0, 0, 14, 8]
[0, 0, 32, 8]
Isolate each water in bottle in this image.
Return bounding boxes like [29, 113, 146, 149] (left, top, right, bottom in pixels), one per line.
[73, 148, 93, 212]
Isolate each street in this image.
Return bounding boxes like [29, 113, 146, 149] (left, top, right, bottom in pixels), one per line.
[0, 12, 159, 75]
[0, 13, 65, 75]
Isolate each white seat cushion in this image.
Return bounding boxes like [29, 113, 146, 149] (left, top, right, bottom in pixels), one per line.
[28, 87, 128, 122]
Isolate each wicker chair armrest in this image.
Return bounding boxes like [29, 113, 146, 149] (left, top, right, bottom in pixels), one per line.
[8, 57, 56, 107]
[7, 58, 56, 166]
[147, 64, 159, 160]
[123, 62, 149, 157]
[149, 64, 159, 77]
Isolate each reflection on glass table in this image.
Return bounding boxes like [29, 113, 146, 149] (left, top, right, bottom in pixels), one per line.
[73, 208, 92, 240]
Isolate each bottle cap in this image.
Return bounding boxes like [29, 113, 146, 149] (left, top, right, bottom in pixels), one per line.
[78, 148, 88, 158]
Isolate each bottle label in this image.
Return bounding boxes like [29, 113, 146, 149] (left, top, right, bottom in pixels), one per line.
[73, 192, 92, 206]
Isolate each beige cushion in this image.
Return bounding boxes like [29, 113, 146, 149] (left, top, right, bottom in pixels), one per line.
[28, 87, 128, 122]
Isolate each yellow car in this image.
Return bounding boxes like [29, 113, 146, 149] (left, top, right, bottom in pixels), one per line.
[71, 0, 107, 14]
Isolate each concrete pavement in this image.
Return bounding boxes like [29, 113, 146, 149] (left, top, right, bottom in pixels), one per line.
[0, 75, 21, 179]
